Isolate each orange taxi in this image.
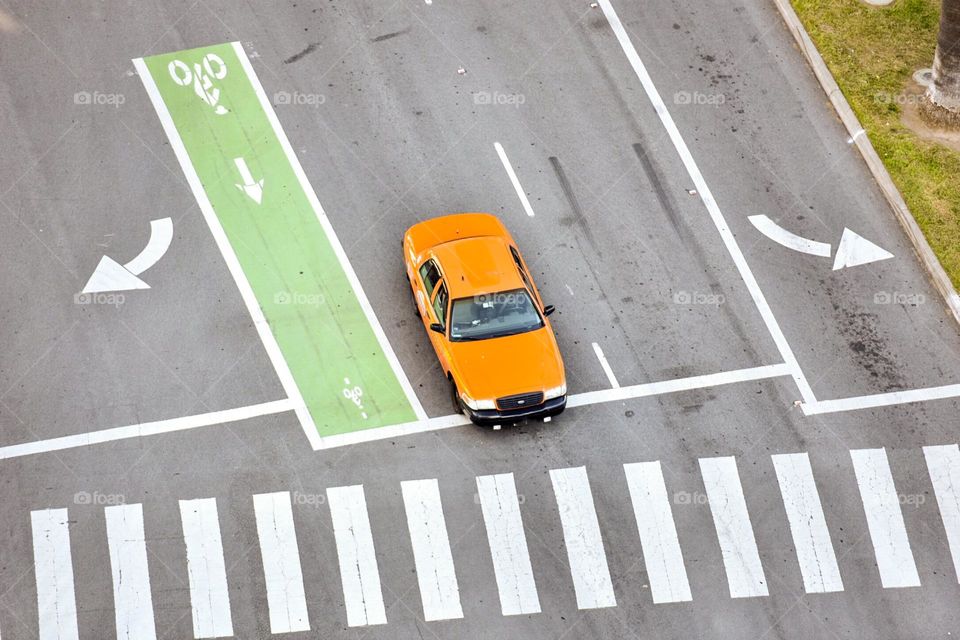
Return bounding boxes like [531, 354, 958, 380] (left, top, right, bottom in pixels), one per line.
[403, 213, 566, 426]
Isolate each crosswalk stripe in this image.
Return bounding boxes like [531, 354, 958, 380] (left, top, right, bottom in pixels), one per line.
[549, 466, 617, 609]
[179, 498, 234, 638]
[252, 492, 310, 634]
[105, 504, 157, 639]
[923, 444, 960, 583]
[31, 508, 79, 640]
[326, 485, 387, 627]
[699, 456, 768, 598]
[850, 448, 921, 588]
[623, 462, 692, 603]
[401, 479, 464, 621]
[771, 453, 844, 593]
[476, 473, 541, 615]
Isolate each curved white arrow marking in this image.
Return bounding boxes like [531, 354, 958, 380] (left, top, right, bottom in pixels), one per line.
[748, 215, 832, 258]
[81, 218, 173, 294]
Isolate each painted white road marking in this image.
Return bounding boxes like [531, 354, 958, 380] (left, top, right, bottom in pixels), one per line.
[699, 457, 769, 598]
[923, 444, 960, 583]
[771, 453, 844, 593]
[0, 399, 295, 460]
[801, 383, 960, 415]
[850, 448, 921, 588]
[326, 485, 387, 627]
[252, 492, 310, 634]
[401, 479, 463, 621]
[233, 157, 264, 204]
[494, 141, 536, 217]
[833, 228, 894, 270]
[591, 342, 620, 389]
[476, 473, 541, 615]
[623, 462, 692, 603]
[31, 508, 79, 640]
[82, 217, 173, 294]
[105, 504, 157, 640]
[597, 0, 816, 405]
[549, 466, 617, 609]
[747, 215, 832, 257]
[179, 498, 234, 638]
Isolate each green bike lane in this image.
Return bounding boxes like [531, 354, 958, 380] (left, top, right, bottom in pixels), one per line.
[134, 42, 424, 443]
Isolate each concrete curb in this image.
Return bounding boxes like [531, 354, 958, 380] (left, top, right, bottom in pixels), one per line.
[772, 0, 960, 324]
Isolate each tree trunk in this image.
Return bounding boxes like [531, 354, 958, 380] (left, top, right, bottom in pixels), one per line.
[927, 0, 960, 113]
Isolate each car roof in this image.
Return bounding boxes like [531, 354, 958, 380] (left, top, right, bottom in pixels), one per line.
[430, 235, 525, 299]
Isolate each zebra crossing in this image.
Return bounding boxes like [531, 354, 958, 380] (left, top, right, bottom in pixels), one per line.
[25, 444, 960, 638]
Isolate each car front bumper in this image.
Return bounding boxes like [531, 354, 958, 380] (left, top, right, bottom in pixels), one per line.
[464, 395, 567, 426]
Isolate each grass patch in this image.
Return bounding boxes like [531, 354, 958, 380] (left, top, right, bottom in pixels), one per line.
[792, 0, 960, 289]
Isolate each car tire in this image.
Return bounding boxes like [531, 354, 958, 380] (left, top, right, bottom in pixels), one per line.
[449, 378, 463, 414]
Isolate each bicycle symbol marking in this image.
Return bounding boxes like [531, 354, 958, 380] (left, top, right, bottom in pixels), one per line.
[342, 377, 368, 419]
[168, 53, 229, 115]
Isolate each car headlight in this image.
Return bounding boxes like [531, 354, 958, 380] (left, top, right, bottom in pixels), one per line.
[459, 391, 496, 411]
[544, 382, 567, 400]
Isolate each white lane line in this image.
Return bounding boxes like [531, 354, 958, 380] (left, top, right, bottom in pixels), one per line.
[549, 466, 617, 609]
[850, 448, 921, 588]
[597, 0, 816, 405]
[802, 383, 960, 415]
[401, 479, 463, 621]
[179, 498, 234, 638]
[771, 453, 844, 593]
[31, 509, 79, 640]
[252, 492, 310, 634]
[623, 462, 692, 603]
[747, 215, 832, 257]
[134, 54, 323, 449]
[591, 342, 620, 389]
[494, 141, 536, 217]
[232, 42, 428, 427]
[326, 485, 387, 627]
[924, 444, 960, 583]
[476, 473, 541, 616]
[699, 457, 768, 598]
[105, 504, 157, 640]
[0, 399, 295, 460]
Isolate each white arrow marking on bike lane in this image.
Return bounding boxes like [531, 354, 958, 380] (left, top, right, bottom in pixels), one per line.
[234, 157, 264, 204]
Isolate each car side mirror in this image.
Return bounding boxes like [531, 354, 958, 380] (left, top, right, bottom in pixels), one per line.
[429, 322, 445, 334]
[543, 305, 556, 317]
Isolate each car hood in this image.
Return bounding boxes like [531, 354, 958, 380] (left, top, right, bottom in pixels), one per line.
[448, 326, 565, 401]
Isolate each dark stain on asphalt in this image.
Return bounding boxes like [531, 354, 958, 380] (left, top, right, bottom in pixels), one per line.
[371, 27, 411, 43]
[549, 156, 601, 255]
[284, 42, 319, 64]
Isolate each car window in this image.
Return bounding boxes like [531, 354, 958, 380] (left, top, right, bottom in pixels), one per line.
[449, 289, 544, 341]
[509, 246, 537, 298]
[432, 282, 449, 327]
[419, 260, 441, 298]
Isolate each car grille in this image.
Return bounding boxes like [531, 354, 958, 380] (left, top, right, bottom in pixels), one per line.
[497, 391, 544, 411]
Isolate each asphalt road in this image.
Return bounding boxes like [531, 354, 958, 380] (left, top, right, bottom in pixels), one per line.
[2, 0, 960, 638]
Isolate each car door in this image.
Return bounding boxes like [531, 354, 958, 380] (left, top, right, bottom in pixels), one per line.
[416, 258, 442, 329]
[427, 278, 451, 372]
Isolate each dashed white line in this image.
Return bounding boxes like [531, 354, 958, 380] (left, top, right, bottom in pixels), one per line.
[252, 492, 310, 634]
[105, 503, 158, 640]
[850, 448, 921, 588]
[549, 466, 617, 609]
[179, 498, 234, 638]
[591, 342, 621, 389]
[699, 456, 769, 598]
[401, 479, 463, 621]
[623, 461, 692, 603]
[31, 508, 79, 640]
[495, 141, 536, 217]
[327, 485, 387, 627]
[476, 473, 541, 615]
[924, 444, 960, 583]
[771, 453, 844, 593]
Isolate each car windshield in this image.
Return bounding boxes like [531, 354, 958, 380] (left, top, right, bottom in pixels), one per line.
[449, 289, 544, 342]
